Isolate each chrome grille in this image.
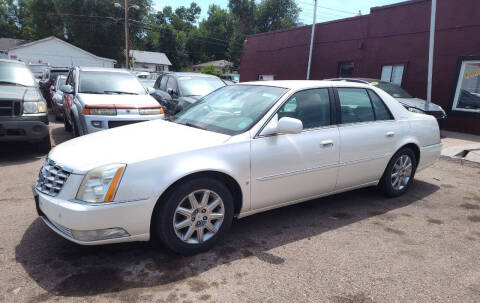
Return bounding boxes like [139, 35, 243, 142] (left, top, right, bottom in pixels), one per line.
[36, 158, 72, 196]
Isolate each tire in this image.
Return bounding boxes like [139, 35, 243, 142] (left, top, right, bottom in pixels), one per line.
[378, 147, 417, 197]
[64, 114, 72, 132]
[152, 177, 234, 255]
[72, 118, 79, 137]
[36, 135, 51, 153]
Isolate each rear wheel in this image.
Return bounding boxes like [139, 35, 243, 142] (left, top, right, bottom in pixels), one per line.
[72, 117, 80, 137]
[379, 148, 417, 197]
[152, 178, 234, 255]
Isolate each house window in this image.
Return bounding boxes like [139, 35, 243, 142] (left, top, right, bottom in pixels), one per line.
[156, 65, 164, 72]
[452, 59, 480, 113]
[338, 61, 354, 77]
[381, 64, 404, 86]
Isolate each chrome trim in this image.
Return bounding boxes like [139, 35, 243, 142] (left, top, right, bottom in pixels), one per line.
[36, 158, 72, 196]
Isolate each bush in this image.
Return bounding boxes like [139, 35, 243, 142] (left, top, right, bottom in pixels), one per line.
[201, 65, 221, 77]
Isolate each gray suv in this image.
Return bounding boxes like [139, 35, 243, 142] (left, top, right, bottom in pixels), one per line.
[0, 59, 50, 152]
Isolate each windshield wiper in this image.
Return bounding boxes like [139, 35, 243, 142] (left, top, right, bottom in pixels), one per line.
[104, 91, 139, 95]
[80, 91, 104, 94]
[182, 122, 205, 130]
[0, 81, 28, 87]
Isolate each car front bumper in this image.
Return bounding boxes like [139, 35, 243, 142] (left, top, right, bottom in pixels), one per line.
[33, 187, 154, 245]
[81, 114, 164, 134]
[0, 115, 49, 142]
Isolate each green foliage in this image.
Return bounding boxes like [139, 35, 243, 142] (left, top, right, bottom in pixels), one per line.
[0, 0, 300, 69]
[200, 65, 221, 76]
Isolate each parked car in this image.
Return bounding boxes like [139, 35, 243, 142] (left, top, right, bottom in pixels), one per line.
[28, 63, 50, 81]
[61, 67, 164, 137]
[327, 78, 447, 120]
[150, 72, 226, 116]
[0, 59, 50, 152]
[50, 75, 67, 120]
[220, 74, 239, 83]
[33, 80, 441, 254]
[45, 67, 70, 106]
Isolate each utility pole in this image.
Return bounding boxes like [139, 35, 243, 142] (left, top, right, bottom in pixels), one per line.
[426, 0, 437, 109]
[124, 0, 130, 69]
[306, 0, 317, 80]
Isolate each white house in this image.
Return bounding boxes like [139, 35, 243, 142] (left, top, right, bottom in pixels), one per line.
[130, 50, 171, 72]
[7, 36, 116, 67]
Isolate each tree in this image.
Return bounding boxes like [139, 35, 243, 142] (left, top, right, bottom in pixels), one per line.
[256, 0, 300, 33]
[0, 0, 20, 38]
[201, 65, 221, 76]
[227, 0, 257, 66]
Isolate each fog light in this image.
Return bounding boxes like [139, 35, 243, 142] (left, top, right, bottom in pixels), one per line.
[71, 227, 129, 241]
[91, 120, 103, 128]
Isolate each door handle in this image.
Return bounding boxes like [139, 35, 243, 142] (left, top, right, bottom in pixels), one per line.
[386, 131, 395, 137]
[321, 140, 334, 147]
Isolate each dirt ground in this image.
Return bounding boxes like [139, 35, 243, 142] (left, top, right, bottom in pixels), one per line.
[0, 116, 479, 303]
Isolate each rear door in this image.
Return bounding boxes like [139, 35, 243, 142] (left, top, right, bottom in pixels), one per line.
[335, 87, 401, 189]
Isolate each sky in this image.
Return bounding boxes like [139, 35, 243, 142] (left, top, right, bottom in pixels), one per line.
[151, 0, 407, 25]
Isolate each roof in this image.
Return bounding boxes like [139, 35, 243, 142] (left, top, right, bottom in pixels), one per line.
[130, 50, 172, 65]
[0, 58, 26, 65]
[238, 80, 370, 89]
[0, 38, 29, 52]
[170, 72, 219, 78]
[8, 36, 116, 63]
[192, 60, 233, 68]
[78, 67, 130, 73]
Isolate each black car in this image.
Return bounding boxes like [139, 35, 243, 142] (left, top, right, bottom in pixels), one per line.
[150, 72, 226, 116]
[0, 59, 51, 152]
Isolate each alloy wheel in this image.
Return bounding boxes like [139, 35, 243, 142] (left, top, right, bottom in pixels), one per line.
[173, 189, 225, 244]
[391, 155, 413, 191]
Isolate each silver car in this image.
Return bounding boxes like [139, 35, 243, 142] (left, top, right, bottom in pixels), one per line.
[61, 67, 164, 136]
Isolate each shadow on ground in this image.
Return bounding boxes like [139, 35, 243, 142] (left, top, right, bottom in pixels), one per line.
[15, 180, 439, 300]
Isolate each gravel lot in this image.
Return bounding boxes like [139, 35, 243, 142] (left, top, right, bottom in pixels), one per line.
[1, 116, 479, 303]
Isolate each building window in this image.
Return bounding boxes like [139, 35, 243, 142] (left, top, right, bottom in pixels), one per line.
[338, 61, 354, 77]
[156, 65, 165, 72]
[259, 75, 275, 81]
[452, 59, 480, 113]
[381, 64, 404, 86]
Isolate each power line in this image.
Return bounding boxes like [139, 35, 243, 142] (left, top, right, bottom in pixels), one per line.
[297, 0, 357, 15]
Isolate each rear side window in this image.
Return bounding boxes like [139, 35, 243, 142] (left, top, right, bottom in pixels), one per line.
[337, 88, 375, 124]
[367, 90, 393, 120]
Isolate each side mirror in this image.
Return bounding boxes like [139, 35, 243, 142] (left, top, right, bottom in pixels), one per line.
[60, 84, 73, 94]
[260, 116, 303, 136]
[167, 88, 178, 97]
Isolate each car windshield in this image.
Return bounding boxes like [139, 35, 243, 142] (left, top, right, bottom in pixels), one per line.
[79, 71, 146, 95]
[173, 85, 288, 135]
[56, 77, 66, 89]
[49, 70, 69, 82]
[371, 81, 413, 98]
[0, 62, 36, 87]
[178, 76, 226, 97]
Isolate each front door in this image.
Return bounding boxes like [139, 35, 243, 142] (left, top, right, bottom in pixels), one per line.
[250, 88, 340, 211]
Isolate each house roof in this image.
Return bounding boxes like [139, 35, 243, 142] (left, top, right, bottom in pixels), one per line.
[193, 60, 233, 68]
[0, 38, 29, 52]
[130, 50, 172, 65]
[7, 36, 116, 63]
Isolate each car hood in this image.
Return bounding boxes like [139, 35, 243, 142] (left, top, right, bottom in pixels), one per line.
[78, 93, 159, 107]
[49, 119, 231, 173]
[396, 97, 444, 112]
[0, 85, 38, 101]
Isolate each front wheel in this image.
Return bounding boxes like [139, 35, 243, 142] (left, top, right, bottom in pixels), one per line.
[152, 178, 234, 255]
[379, 148, 417, 197]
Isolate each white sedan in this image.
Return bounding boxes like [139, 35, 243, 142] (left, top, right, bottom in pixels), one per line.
[33, 80, 442, 255]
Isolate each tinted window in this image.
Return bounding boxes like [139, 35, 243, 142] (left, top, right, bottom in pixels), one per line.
[0, 62, 36, 87]
[79, 72, 146, 95]
[174, 85, 287, 135]
[178, 76, 226, 97]
[368, 90, 393, 120]
[338, 88, 375, 124]
[154, 77, 161, 89]
[160, 75, 169, 90]
[278, 89, 331, 129]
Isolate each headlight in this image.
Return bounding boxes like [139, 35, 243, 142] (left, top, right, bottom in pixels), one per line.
[76, 164, 126, 203]
[23, 101, 47, 114]
[139, 108, 164, 115]
[407, 107, 425, 114]
[81, 108, 117, 115]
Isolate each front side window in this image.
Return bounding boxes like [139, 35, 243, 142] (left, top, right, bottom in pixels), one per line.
[79, 72, 146, 95]
[381, 64, 405, 86]
[278, 89, 331, 129]
[452, 59, 480, 113]
[174, 85, 288, 135]
[160, 75, 169, 90]
[166, 77, 178, 93]
[338, 61, 354, 77]
[338, 88, 375, 124]
[0, 62, 36, 87]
